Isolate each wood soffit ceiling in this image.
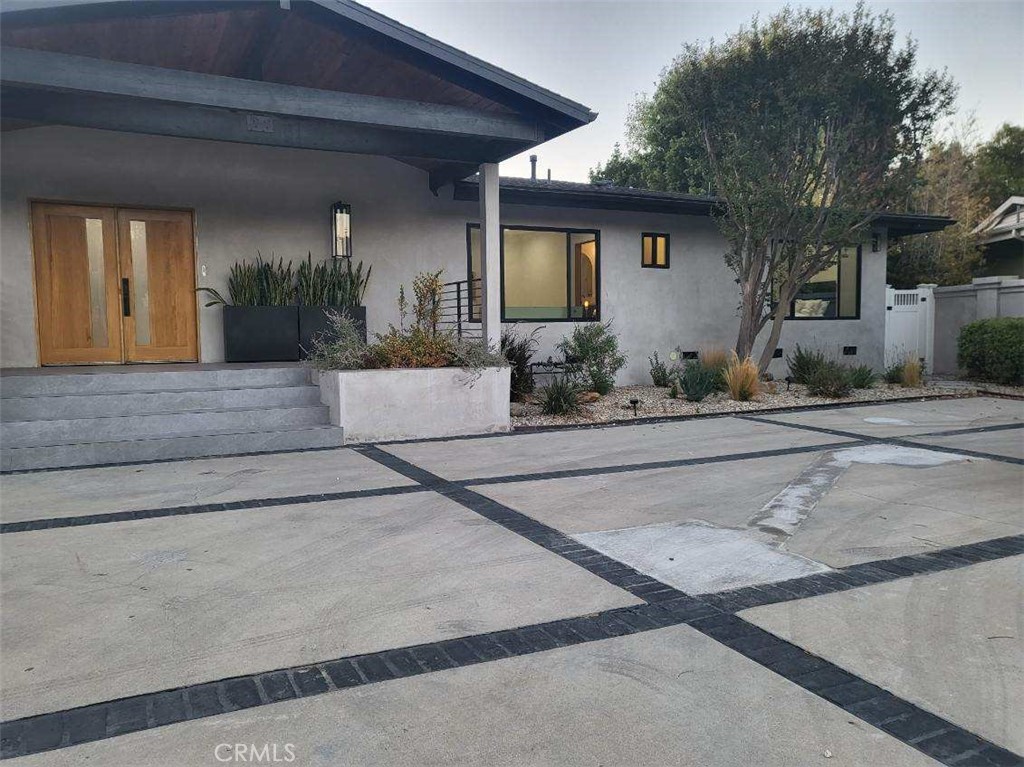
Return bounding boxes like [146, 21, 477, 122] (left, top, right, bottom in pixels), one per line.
[0, 5, 518, 116]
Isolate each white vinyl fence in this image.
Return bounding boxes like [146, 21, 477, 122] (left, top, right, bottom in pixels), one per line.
[884, 284, 935, 373]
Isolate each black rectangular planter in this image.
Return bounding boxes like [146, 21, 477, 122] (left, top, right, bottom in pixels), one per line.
[223, 306, 300, 363]
[299, 306, 367, 356]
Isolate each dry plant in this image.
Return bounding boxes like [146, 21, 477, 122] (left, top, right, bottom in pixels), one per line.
[900, 355, 923, 388]
[698, 346, 730, 375]
[724, 351, 762, 401]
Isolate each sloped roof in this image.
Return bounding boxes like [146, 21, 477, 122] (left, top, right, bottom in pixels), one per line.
[453, 177, 956, 238]
[0, 0, 595, 127]
[0, 0, 596, 188]
[973, 196, 1024, 244]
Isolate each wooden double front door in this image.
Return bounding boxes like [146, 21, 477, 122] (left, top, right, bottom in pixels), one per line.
[32, 203, 198, 365]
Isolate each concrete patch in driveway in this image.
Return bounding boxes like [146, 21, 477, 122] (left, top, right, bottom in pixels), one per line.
[574, 520, 830, 594]
[751, 445, 970, 539]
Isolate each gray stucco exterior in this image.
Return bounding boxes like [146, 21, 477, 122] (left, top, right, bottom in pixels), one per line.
[932, 277, 1024, 375]
[1, 126, 889, 382]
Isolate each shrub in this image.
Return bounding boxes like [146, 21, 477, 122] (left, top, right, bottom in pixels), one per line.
[590, 369, 616, 395]
[297, 254, 371, 307]
[198, 254, 295, 307]
[364, 325, 455, 368]
[649, 352, 672, 387]
[558, 322, 627, 394]
[540, 376, 582, 415]
[669, 380, 680, 399]
[698, 346, 729, 390]
[846, 364, 877, 389]
[787, 344, 828, 384]
[678, 361, 719, 402]
[724, 352, 762, 401]
[807, 361, 853, 398]
[502, 328, 540, 402]
[310, 271, 503, 372]
[307, 311, 368, 370]
[901, 356, 923, 388]
[958, 317, 1024, 385]
[883, 361, 904, 384]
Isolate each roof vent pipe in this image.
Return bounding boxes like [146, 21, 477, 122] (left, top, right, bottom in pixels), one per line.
[529, 155, 538, 181]
[547, 169, 551, 181]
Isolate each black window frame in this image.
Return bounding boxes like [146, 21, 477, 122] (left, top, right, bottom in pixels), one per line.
[780, 245, 863, 321]
[641, 232, 670, 269]
[466, 223, 601, 323]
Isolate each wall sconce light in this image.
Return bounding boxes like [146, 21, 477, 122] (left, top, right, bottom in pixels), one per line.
[871, 233, 880, 253]
[332, 202, 351, 259]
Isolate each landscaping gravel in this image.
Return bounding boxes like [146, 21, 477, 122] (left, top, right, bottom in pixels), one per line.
[512, 382, 973, 428]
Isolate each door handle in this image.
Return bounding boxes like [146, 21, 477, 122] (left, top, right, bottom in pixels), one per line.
[121, 278, 131, 317]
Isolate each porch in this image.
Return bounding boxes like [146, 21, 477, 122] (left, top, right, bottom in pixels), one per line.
[0, 0, 595, 468]
[0, 0, 595, 369]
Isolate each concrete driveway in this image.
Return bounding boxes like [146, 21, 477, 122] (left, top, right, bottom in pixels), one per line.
[1, 396, 1021, 766]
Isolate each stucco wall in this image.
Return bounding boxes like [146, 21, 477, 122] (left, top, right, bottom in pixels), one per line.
[932, 277, 1024, 375]
[1, 127, 888, 382]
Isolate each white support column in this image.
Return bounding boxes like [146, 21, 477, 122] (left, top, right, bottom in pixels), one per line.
[916, 283, 937, 374]
[479, 162, 501, 350]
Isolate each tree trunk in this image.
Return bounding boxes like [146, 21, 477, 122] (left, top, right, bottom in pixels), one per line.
[756, 307, 787, 373]
[735, 276, 760, 359]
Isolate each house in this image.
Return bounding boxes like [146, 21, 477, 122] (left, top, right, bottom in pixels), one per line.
[0, 0, 952, 469]
[973, 196, 1024, 278]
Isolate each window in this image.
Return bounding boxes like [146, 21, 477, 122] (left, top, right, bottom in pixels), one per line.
[641, 233, 669, 268]
[786, 246, 861, 319]
[468, 224, 599, 321]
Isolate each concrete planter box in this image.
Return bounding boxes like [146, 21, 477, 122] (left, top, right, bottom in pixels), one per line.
[317, 366, 511, 443]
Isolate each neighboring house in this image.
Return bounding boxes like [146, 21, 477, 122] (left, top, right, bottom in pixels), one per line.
[0, 0, 953, 386]
[973, 196, 1024, 278]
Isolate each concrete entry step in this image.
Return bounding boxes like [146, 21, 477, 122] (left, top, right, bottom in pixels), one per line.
[0, 425, 345, 472]
[0, 385, 322, 421]
[1, 405, 331, 448]
[0, 364, 340, 470]
[0, 364, 311, 398]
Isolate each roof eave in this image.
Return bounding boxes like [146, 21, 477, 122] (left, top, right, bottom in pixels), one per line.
[311, 0, 597, 129]
[0, 0, 597, 137]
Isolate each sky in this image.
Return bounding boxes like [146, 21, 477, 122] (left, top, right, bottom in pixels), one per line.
[363, 0, 1024, 182]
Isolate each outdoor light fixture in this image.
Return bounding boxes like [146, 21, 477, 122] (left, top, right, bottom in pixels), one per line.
[332, 202, 352, 259]
[629, 397, 640, 417]
[871, 233, 880, 253]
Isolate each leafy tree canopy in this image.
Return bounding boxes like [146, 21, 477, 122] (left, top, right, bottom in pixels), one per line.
[974, 123, 1024, 206]
[887, 139, 986, 287]
[593, 3, 956, 368]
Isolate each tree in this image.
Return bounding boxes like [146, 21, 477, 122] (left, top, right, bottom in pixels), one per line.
[588, 144, 648, 188]
[596, 4, 956, 369]
[887, 139, 986, 287]
[974, 124, 1024, 206]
